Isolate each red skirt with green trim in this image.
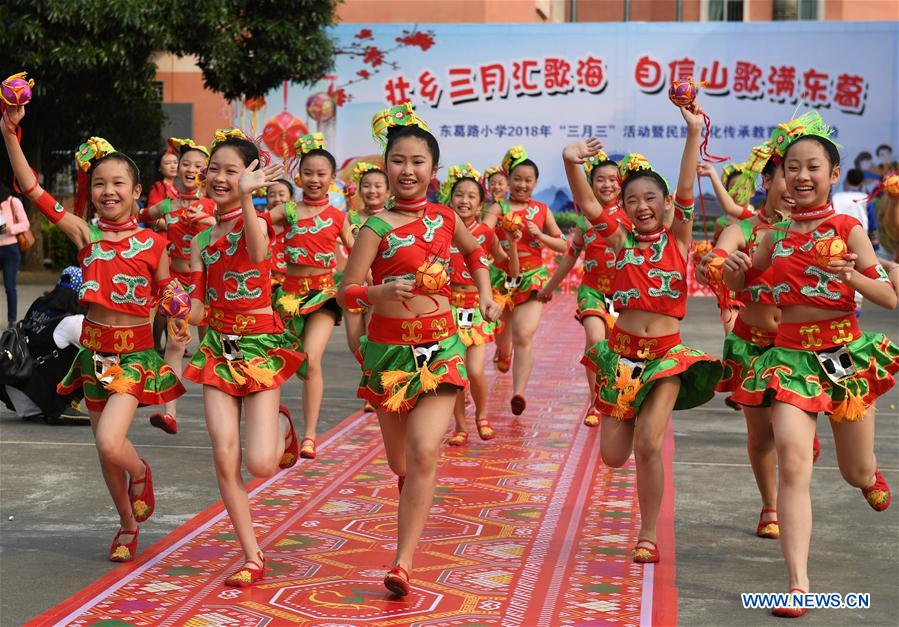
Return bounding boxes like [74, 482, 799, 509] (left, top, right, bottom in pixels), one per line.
[183, 311, 306, 396]
[582, 327, 722, 420]
[731, 330, 899, 421]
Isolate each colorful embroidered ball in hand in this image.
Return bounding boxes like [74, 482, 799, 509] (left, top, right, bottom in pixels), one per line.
[1, 72, 34, 107]
[501, 212, 523, 233]
[706, 255, 727, 284]
[884, 174, 899, 198]
[415, 259, 448, 293]
[160, 283, 191, 319]
[812, 236, 848, 268]
[668, 79, 699, 108]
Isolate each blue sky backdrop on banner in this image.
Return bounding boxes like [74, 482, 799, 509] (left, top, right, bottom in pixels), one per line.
[237, 22, 899, 211]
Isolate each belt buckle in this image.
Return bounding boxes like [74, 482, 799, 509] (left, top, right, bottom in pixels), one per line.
[222, 334, 245, 362]
[815, 345, 855, 382]
[92, 353, 120, 384]
[413, 342, 440, 369]
[457, 308, 475, 329]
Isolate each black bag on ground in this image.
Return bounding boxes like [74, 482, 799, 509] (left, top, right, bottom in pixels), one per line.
[0, 324, 33, 384]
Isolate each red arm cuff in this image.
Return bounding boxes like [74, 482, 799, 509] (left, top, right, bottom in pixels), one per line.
[463, 246, 489, 275]
[861, 264, 890, 282]
[189, 271, 206, 301]
[711, 248, 729, 259]
[738, 205, 755, 220]
[343, 284, 372, 309]
[33, 191, 66, 224]
[586, 210, 618, 235]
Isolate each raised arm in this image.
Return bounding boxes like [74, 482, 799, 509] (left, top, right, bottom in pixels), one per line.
[669, 103, 704, 250]
[1, 105, 90, 247]
[237, 159, 279, 263]
[697, 163, 749, 219]
[562, 139, 626, 249]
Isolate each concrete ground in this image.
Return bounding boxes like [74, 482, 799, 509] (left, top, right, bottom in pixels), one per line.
[1, 278, 897, 625]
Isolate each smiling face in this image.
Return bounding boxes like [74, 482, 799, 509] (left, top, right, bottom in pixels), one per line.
[266, 181, 292, 207]
[782, 139, 840, 209]
[508, 164, 537, 203]
[386, 136, 436, 200]
[91, 159, 140, 220]
[178, 149, 207, 192]
[300, 154, 335, 200]
[488, 172, 509, 200]
[159, 153, 178, 180]
[450, 179, 482, 222]
[206, 146, 245, 208]
[360, 171, 389, 209]
[591, 164, 621, 206]
[622, 175, 669, 232]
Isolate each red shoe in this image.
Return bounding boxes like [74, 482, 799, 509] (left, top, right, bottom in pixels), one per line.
[632, 538, 659, 563]
[278, 405, 299, 469]
[583, 412, 600, 427]
[772, 588, 808, 618]
[510, 395, 526, 416]
[108, 527, 140, 562]
[756, 508, 780, 539]
[447, 431, 469, 446]
[475, 416, 495, 440]
[861, 469, 891, 511]
[129, 459, 155, 523]
[812, 433, 821, 463]
[384, 564, 411, 597]
[300, 437, 316, 459]
[149, 413, 177, 435]
[494, 350, 511, 373]
[224, 552, 266, 587]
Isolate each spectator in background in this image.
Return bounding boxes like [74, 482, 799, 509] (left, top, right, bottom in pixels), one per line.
[0, 182, 30, 328]
[875, 144, 897, 177]
[0, 266, 87, 423]
[833, 169, 878, 246]
[854, 151, 881, 195]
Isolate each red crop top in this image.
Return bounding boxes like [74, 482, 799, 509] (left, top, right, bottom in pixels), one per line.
[449, 220, 494, 287]
[160, 197, 215, 260]
[767, 214, 860, 311]
[283, 202, 345, 270]
[610, 228, 688, 319]
[365, 203, 456, 298]
[77, 227, 167, 317]
[195, 216, 274, 311]
[573, 203, 631, 294]
[735, 218, 776, 307]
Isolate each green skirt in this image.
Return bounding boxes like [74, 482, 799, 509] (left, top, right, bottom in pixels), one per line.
[183, 327, 306, 396]
[453, 305, 495, 347]
[583, 341, 722, 420]
[58, 348, 185, 412]
[575, 285, 616, 333]
[732, 332, 899, 421]
[358, 334, 467, 413]
[274, 287, 342, 341]
[717, 333, 771, 397]
[510, 266, 550, 306]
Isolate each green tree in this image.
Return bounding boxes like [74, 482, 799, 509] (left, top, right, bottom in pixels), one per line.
[0, 0, 335, 268]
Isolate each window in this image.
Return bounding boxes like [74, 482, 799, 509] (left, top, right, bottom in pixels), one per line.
[774, 0, 819, 20]
[705, 0, 745, 22]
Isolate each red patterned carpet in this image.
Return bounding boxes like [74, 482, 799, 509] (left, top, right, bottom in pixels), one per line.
[30, 296, 678, 626]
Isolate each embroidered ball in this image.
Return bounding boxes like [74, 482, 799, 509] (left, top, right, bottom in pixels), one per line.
[884, 174, 899, 198]
[160, 285, 191, 319]
[668, 80, 697, 108]
[415, 260, 448, 293]
[501, 212, 523, 233]
[1, 72, 34, 107]
[692, 240, 713, 263]
[706, 255, 726, 284]
[812, 236, 848, 268]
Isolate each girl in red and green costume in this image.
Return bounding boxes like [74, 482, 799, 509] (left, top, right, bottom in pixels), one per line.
[482, 146, 568, 416]
[264, 178, 295, 286]
[539, 150, 629, 428]
[565, 100, 722, 565]
[182, 129, 306, 588]
[726, 112, 899, 618]
[442, 163, 519, 446]
[344, 161, 389, 399]
[138, 137, 215, 435]
[146, 140, 179, 208]
[268, 133, 355, 459]
[2, 104, 187, 564]
[700, 161, 759, 336]
[696, 138, 805, 542]
[338, 103, 500, 597]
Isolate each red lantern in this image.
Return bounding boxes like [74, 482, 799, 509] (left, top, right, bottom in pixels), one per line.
[262, 112, 308, 159]
[244, 96, 266, 112]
